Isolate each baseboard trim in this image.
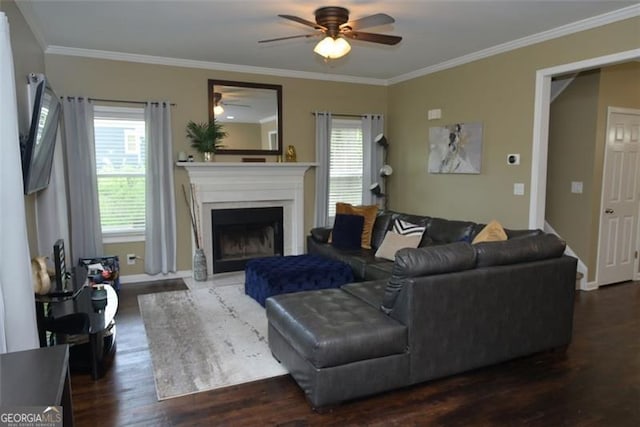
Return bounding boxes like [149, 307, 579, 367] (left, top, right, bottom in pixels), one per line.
[120, 270, 192, 285]
[581, 281, 599, 291]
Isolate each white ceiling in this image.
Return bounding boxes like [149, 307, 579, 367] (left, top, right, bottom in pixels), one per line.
[17, 1, 638, 83]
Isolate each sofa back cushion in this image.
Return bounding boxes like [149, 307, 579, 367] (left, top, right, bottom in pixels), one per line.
[381, 242, 477, 313]
[425, 217, 476, 245]
[474, 234, 566, 268]
[370, 212, 395, 250]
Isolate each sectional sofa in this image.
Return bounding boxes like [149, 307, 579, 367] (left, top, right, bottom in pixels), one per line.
[266, 211, 578, 407]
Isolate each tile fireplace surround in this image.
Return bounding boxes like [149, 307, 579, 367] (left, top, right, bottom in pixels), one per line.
[179, 162, 316, 275]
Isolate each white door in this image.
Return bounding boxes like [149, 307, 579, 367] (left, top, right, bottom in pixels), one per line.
[597, 108, 640, 286]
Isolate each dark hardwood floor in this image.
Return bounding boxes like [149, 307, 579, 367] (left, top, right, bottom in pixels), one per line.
[69, 280, 640, 426]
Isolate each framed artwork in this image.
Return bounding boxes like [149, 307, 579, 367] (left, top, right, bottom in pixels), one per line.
[428, 122, 483, 174]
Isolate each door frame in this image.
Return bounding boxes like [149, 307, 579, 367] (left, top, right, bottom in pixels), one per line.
[595, 107, 640, 286]
[529, 48, 640, 290]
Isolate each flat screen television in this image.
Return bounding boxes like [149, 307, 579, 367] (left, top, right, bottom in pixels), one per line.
[21, 76, 61, 195]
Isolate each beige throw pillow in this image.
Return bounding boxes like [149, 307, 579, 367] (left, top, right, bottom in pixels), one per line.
[375, 231, 422, 261]
[472, 219, 508, 244]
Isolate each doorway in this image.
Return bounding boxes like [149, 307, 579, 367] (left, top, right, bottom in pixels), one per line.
[530, 48, 640, 290]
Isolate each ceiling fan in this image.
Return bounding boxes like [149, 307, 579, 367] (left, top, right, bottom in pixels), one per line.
[259, 6, 402, 59]
[213, 92, 250, 116]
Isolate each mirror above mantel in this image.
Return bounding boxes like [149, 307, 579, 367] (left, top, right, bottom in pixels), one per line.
[208, 79, 283, 156]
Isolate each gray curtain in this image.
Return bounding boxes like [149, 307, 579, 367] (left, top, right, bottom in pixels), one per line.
[0, 12, 39, 353]
[62, 97, 103, 262]
[361, 114, 384, 205]
[314, 112, 332, 227]
[144, 102, 176, 274]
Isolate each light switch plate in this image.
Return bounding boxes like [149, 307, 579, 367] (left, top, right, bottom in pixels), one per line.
[571, 181, 583, 194]
[513, 183, 525, 196]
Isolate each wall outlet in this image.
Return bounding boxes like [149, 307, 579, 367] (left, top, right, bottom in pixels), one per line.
[127, 253, 136, 265]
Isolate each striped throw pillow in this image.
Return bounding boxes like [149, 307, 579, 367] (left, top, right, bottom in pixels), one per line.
[393, 219, 426, 237]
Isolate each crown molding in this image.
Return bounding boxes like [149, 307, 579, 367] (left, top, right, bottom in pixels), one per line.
[42, 4, 638, 87]
[44, 46, 388, 86]
[388, 4, 640, 85]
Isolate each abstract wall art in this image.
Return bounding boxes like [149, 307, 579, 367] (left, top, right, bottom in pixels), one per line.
[428, 122, 483, 174]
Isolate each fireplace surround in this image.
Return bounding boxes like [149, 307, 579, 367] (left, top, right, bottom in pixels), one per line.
[180, 162, 315, 275]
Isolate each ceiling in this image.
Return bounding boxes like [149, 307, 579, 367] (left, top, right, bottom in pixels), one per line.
[17, 1, 638, 83]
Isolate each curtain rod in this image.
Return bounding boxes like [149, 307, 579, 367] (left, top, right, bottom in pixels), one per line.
[311, 112, 382, 119]
[62, 96, 176, 107]
[90, 97, 176, 106]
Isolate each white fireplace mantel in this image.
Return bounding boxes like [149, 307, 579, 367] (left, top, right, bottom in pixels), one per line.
[179, 162, 316, 275]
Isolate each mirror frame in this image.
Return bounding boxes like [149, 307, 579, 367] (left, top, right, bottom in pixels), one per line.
[208, 79, 283, 156]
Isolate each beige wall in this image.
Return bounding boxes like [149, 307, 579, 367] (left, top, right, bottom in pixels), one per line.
[222, 122, 262, 151]
[2, 0, 44, 256]
[44, 55, 387, 274]
[387, 17, 640, 229]
[546, 70, 600, 266]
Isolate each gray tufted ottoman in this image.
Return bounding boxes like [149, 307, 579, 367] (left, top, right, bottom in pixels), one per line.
[266, 287, 409, 408]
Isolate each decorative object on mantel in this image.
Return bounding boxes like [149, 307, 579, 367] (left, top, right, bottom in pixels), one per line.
[285, 145, 297, 162]
[182, 184, 207, 281]
[242, 157, 266, 163]
[185, 120, 227, 162]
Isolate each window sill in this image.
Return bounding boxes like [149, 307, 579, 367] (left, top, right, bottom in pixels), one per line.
[103, 233, 145, 244]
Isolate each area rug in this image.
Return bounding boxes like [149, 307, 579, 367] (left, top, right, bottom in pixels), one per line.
[138, 284, 288, 400]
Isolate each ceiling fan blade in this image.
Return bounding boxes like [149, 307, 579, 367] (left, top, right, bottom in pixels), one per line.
[278, 14, 326, 30]
[343, 13, 395, 31]
[259, 34, 316, 43]
[344, 31, 402, 45]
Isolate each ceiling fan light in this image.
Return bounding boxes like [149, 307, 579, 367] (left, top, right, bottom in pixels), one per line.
[213, 105, 224, 115]
[314, 36, 351, 59]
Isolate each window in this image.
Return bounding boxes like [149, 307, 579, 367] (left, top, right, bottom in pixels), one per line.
[328, 119, 363, 218]
[93, 106, 146, 240]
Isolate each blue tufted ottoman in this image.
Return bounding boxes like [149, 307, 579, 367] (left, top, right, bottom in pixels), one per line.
[245, 255, 354, 307]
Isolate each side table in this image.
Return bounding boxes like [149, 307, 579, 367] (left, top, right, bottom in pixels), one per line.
[0, 345, 74, 427]
[35, 284, 118, 379]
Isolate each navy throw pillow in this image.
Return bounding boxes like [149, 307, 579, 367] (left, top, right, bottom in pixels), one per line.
[332, 214, 365, 250]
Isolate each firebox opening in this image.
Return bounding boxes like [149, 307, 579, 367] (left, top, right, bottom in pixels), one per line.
[212, 207, 283, 273]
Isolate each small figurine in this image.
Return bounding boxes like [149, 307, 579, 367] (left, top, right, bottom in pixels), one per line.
[285, 145, 297, 162]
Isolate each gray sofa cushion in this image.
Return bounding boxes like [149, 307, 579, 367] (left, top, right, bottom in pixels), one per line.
[342, 280, 387, 309]
[370, 212, 395, 250]
[364, 261, 394, 281]
[381, 242, 477, 313]
[425, 217, 476, 244]
[391, 241, 477, 279]
[266, 289, 407, 368]
[474, 234, 566, 267]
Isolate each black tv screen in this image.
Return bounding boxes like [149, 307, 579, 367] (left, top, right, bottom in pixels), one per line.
[21, 76, 61, 195]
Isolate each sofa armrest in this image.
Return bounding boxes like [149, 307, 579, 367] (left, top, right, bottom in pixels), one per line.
[310, 227, 332, 243]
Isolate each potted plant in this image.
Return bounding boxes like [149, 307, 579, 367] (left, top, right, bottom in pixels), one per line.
[186, 120, 227, 161]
